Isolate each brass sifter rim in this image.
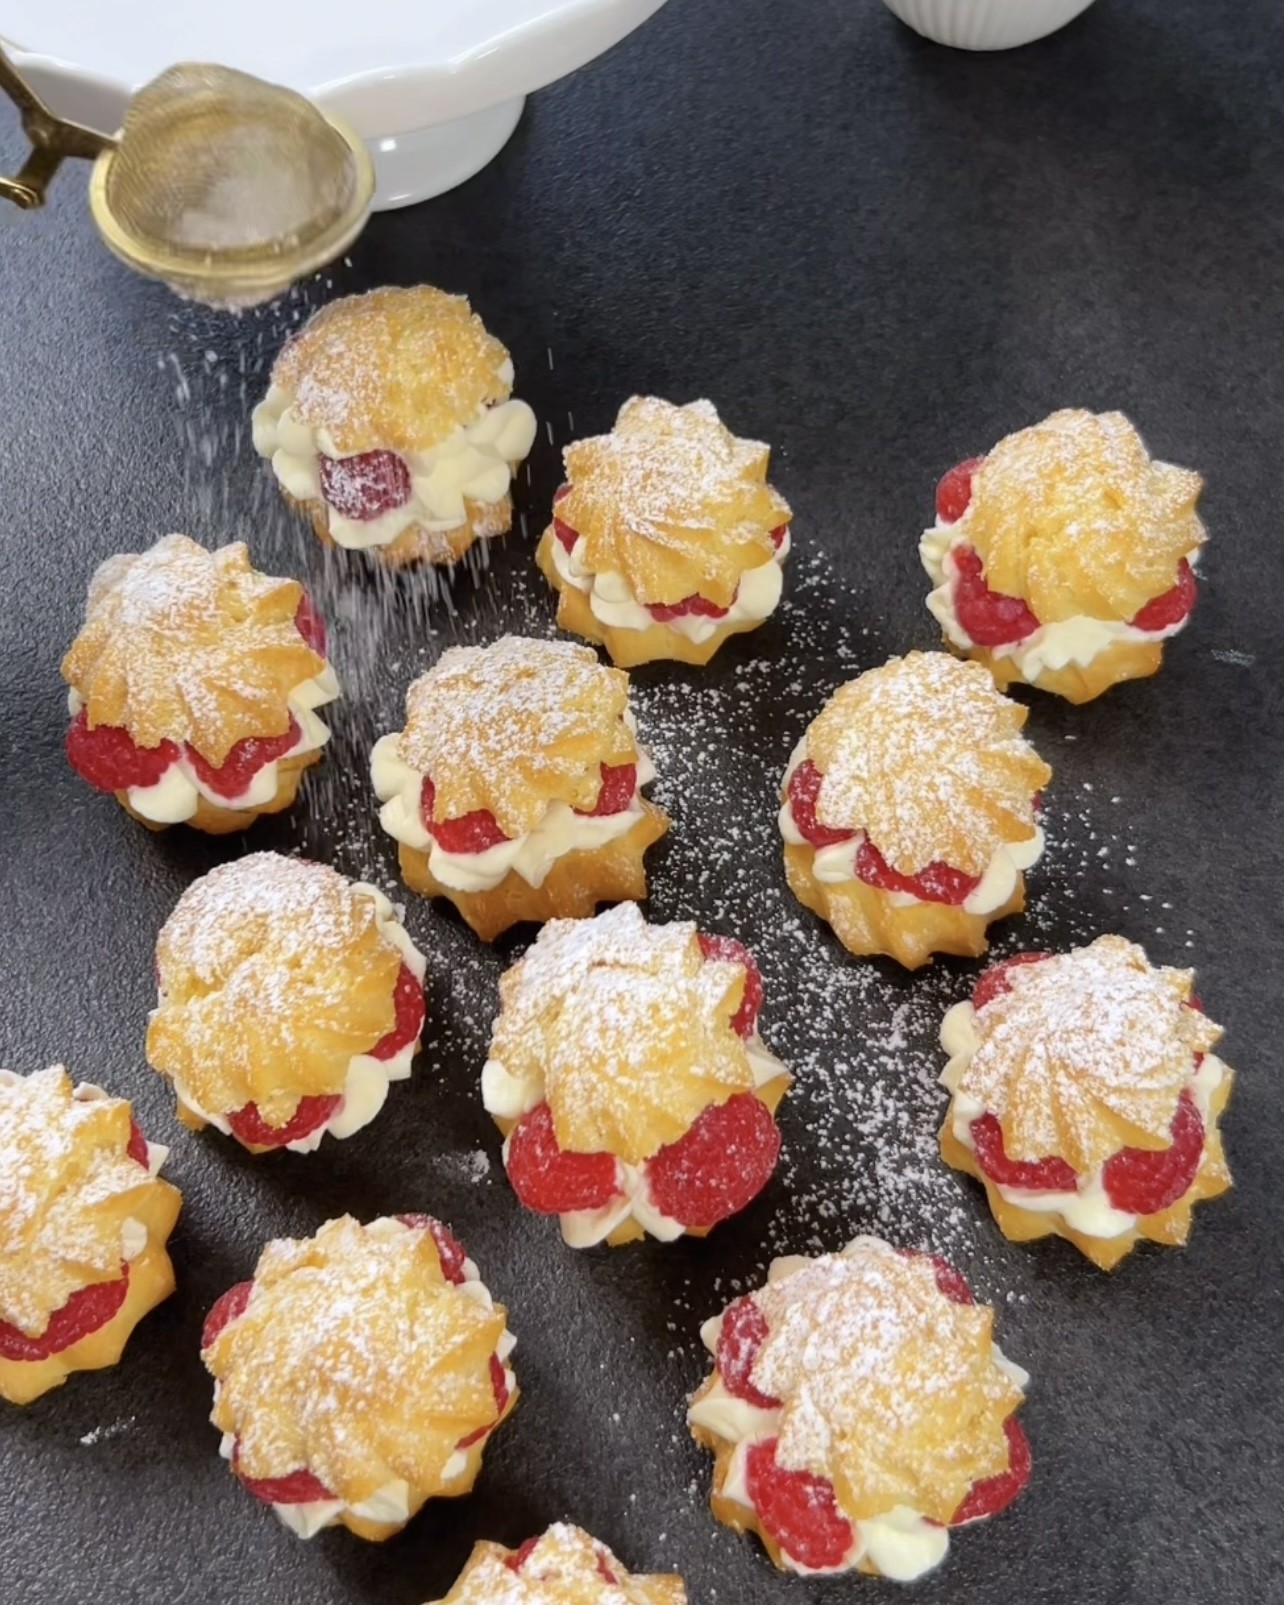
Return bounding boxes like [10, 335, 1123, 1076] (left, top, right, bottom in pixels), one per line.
[86, 111, 375, 305]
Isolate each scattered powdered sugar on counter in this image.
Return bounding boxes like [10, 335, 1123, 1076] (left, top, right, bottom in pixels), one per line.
[79, 1417, 135, 1447]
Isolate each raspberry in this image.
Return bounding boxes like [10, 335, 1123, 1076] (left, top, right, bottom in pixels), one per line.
[551, 484, 579, 552]
[744, 1438, 855, 1572]
[201, 1281, 254, 1352]
[855, 837, 980, 907]
[0, 1266, 130, 1361]
[935, 456, 985, 524]
[715, 1296, 780, 1409]
[126, 1118, 150, 1169]
[318, 449, 412, 521]
[1131, 558, 1197, 633]
[648, 593, 730, 624]
[896, 1247, 975, 1304]
[226, 1094, 341, 1150]
[697, 933, 764, 1038]
[506, 1538, 541, 1573]
[505, 1102, 621, 1214]
[786, 761, 857, 849]
[971, 951, 1053, 1011]
[186, 717, 301, 801]
[66, 711, 180, 793]
[457, 1353, 510, 1448]
[1102, 1091, 1204, 1215]
[370, 964, 425, 1061]
[951, 544, 1041, 647]
[645, 1093, 780, 1229]
[421, 776, 509, 854]
[576, 762, 637, 817]
[770, 524, 789, 550]
[238, 1460, 334, 1506]
[951, 1416, 1031, 1525]
[970, 1113, 1078, 1193]
[396, 1214, 468, 1285]
[294, 592, 328, 657]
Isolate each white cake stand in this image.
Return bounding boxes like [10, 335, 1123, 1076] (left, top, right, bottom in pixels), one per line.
[3, 0, 668, 209]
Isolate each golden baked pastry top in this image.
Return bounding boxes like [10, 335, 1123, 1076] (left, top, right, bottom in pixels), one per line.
[963, 410, 1205, 623]
[61, 535, 322, 765]
[558, 397, 791, 609]
[205, 1216, 507, 1501]
[803, 651, 1050, 877]
[272, 286, 514, 456]
[953, 935, 1221, 1171]
[488, 902, 756, 1164]
[432, 1524, 687, 1605]
[749, 1238, 1023, 1526]
[0, 1066, 158, 1337]
[392, 636, 639, 838]
[148, 854, 403, 1125]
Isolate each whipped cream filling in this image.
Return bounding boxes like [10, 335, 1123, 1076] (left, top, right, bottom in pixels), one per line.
[549, 526, 789, 644]
[217, 1215, 515, 1539]
[920, 521, 1199, 678]
[371, 727, 656, 894]
[777, 741, 1043, 916]
[689, 1246, 1029, 1583]
[252, 367, 537, 551]
[939, 1000, 1228, 1238]
[485, 1037, 788, 1247]
[68, 666, 341, 824]
[166, 888, 425, 1153]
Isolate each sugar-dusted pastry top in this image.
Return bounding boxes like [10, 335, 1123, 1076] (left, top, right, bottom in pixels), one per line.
[204, 1216, 506, 1498]
[488, 902, 756, 1164]
[149, 854, 405, 1125]
[558, 397, 791, 609]
[745, 1238, 1021, 1525]
[952, 934, 1222, 1171]
[271, 286, 515, 456]
[390, 636, 639, 837]
[964, 410, 1205, 622]
[61, 535, 322, 765]
[803, 651, 1050, 876]
[432, 1524, 687, 1605]
[0, 1067, 158, 1338]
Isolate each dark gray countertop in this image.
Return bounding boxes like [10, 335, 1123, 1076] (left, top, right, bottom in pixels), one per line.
[1, 2, 1282, 1602]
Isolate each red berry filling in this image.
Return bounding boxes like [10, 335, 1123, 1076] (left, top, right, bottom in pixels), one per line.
[786, 761, 857, 850]
[970, 1113, 1079, 1193]
[186, 717, 302, 801]
[456, 1353, 511, 1449]
[935, 456, 985, 524]
[1102, 1091, 1204, 1215]
[575, 762, 637, 817]
[854, 837, 980, 907]
[971, 951, 1054, 1011]
[506, 1537, 542, 1573]
[202, 1280, 254, 1351]
[370, 964, 426, 1061]
[318, 449, 412, 522]
[648, 593, 730, 624]
[237, 1457, 335, 1506]
[551, 483, 578, 552]
[0, 1264, 130, 1362]
[294, 592, 328, 657]
[505, 1101, 622, 1215]
[1130, 558, 1197, 633]
[66, 710, 180, 793]
[950, 545, 1041, 648]
[396, 1214, 468, 1284]
[645, 1092, 781, 1229]
[715, 1296, 780, 1410]
[770, 524, 789, 550]
[420, 776, 509, 855]
[744, 1437, 855, 1572]
[697, 933, 764, 1038]
[126, 1118, 150, 1168]
[951, 1416, 1031, 1525]
[226, 1094, 342, 1150]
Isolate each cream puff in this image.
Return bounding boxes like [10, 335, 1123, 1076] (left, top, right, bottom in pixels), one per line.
[920, 410, 1204, 703]
[201, 1214, 517, 1540]
[536, 397, 791, 667]
[371, 635, 668, 941]
[429, 1523, 686, 1603]
[482, 902, 790, 1247]
[62, 534, 339, 834]
[938, 936, 1233, 1270]
[0, 1066, 181, 1406]
[780, 651, 1050, 969]
[689, 1235, 1030, 1581]
[147, 853, 426, 1153]
[252, 286, 537, 567]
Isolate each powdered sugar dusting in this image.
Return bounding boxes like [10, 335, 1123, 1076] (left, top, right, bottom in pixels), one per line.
[436, 1521, 681, 1604]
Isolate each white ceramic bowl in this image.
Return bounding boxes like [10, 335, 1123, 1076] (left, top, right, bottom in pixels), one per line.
[883, 0, 1097, 51]
[4, 0, 668, 209]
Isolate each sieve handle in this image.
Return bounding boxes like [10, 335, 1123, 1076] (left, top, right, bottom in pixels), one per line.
[0, 46, 114, 209]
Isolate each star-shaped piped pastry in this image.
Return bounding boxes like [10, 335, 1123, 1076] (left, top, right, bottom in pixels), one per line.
[428, 1523, 687, 1605]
